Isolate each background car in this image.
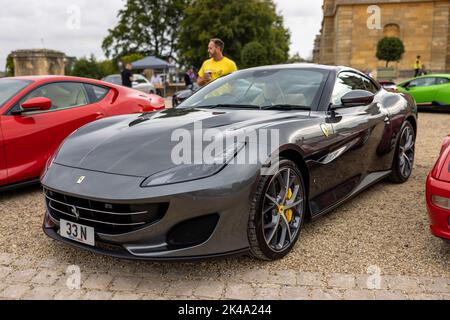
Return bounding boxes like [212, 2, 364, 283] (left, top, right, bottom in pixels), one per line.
[0, 76, 165, 190]
[426, 135, 450, 242]
[41, 64, 417, 261]
[397, 74, 450, 110]
[102, 74, 156, 94]
[172, 85, 197, 108]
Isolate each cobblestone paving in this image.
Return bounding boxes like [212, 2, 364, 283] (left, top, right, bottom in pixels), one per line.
[0, 252, 449, 300]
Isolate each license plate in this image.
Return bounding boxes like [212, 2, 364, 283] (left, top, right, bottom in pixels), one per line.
[60, 219, 95, 247]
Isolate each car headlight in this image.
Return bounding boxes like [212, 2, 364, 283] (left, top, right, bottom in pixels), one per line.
[141, 142, 246, 187]
[432, 195, 450, 210]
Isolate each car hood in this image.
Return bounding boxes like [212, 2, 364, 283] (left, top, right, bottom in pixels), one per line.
[54, 108, 310, 177]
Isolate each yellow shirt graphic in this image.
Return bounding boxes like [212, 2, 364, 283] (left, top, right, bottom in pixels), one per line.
[198, 57, 238, 83]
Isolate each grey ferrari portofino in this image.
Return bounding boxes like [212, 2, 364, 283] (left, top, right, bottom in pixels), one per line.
[41, 64, 417, 261]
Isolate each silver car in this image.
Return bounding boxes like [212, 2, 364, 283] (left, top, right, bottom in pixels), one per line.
[102, 74, 156, 94]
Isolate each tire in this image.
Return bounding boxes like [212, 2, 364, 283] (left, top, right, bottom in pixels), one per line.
[389, 121, 416, 183]
[248, 159, 306, 261]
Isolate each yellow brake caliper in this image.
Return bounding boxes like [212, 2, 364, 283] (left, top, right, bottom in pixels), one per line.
[285, 188, 294, 223]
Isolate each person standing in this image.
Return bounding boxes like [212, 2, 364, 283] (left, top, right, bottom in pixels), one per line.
[197, 38, 237, 86]
[121, 63, 134, 88]
[184, 68, 193, 88]
[150, 71, 163, 96]
[413, 56, 422, 77]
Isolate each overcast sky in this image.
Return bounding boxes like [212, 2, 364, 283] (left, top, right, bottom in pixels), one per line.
[0, 0, 323, 71]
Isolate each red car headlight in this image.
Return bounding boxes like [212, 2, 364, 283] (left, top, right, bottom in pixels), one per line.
[432, 195, 450, 210]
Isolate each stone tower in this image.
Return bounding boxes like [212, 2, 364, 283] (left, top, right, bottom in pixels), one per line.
[315, 0, 450, 76]
[11, 49, 66, 76]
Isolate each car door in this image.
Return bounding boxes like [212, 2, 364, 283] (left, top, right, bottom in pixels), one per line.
[405, 77, 437, 105]
[434, 77, 450, 105]
[310, 72, 389, 213]
[1, 81, 108, 185]
[0, 123, 7, 186]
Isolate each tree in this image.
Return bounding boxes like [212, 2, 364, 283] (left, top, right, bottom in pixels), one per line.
[121, 53, 145, 65]
[70, 55, 118, 79]
[376, 37, 405, 67]
[241, 41, 268, 68]
[5, 54, 14, 77]
[288, 52, 307, 64]
[178, 0, 290, 69]
[102, 0, 188, 61]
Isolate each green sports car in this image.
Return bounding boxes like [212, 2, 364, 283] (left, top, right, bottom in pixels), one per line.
[397, 74, 450, 110]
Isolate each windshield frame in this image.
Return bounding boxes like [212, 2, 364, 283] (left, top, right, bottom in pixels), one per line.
[0, 79, 33, 109]
[178, 67, 330, 112]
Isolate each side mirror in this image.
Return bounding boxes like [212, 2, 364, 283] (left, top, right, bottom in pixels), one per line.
[21, 97, 52, 112]
[340, 90, 375, 107]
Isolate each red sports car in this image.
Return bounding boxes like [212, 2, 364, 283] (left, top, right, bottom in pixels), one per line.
[426, 135, 450, 241]
[0, 76, 165, 190]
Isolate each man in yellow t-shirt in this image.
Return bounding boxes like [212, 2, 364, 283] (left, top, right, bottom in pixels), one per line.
[197, 38, 238, 86]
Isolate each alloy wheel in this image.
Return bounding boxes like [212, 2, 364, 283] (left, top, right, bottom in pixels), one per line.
[262, 168, 305, 252]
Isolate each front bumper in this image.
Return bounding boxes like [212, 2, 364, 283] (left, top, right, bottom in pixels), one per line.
[426, 175, 450, 240]
[42, 162, 260, 260]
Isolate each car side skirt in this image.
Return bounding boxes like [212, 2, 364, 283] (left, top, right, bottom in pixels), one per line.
[310, 170, 392, 221]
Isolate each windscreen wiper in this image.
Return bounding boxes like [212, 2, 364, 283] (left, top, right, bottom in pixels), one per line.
[261, 104, 311, 111]
[197, 104, 261, 109]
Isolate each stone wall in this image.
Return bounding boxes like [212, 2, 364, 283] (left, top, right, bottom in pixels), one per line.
[317, 0, 450, 76]
[11, 49, 65, 76]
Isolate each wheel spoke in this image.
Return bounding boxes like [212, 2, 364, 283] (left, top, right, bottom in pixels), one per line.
[405, 135, 414, 151]
[277, 219, 288, 249]
[290, 185, 300, 201]
[263, 204, 276, 215]
[403, 153, 412, 175]
[281, 215, 293, 242]
[265, 194, 279, 207]
[264, 215, 278, 230]
[282, 169, 291, 200]
[285, 199, 303, 210]
[266, 217, 280, 244]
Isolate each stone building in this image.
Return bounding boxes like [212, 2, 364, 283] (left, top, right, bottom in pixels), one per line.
[314, 0, 450, 77]
[10, 49, 65, 76]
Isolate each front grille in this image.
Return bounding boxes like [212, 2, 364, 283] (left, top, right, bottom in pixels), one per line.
[44, 188, 168, 235]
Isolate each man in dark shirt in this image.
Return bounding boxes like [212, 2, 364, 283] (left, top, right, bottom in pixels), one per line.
[184, 69, 193, 88]
[121, 63, 134, 88]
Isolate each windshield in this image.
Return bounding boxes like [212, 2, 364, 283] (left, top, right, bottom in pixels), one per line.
[0, 79, 32, 107]
[178, 68, 327, 109]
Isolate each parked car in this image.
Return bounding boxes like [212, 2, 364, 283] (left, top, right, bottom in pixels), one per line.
[0, 76, 165, 190]
[41, 64, 417, 261]
[172, 85, 198, 108]
[397, 74, 450, 110]
[426, 135, 450, 242]
[102, 74, 156, 94]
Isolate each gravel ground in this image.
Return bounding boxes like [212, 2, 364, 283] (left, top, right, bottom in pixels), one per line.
[0, 112, 449, 279]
